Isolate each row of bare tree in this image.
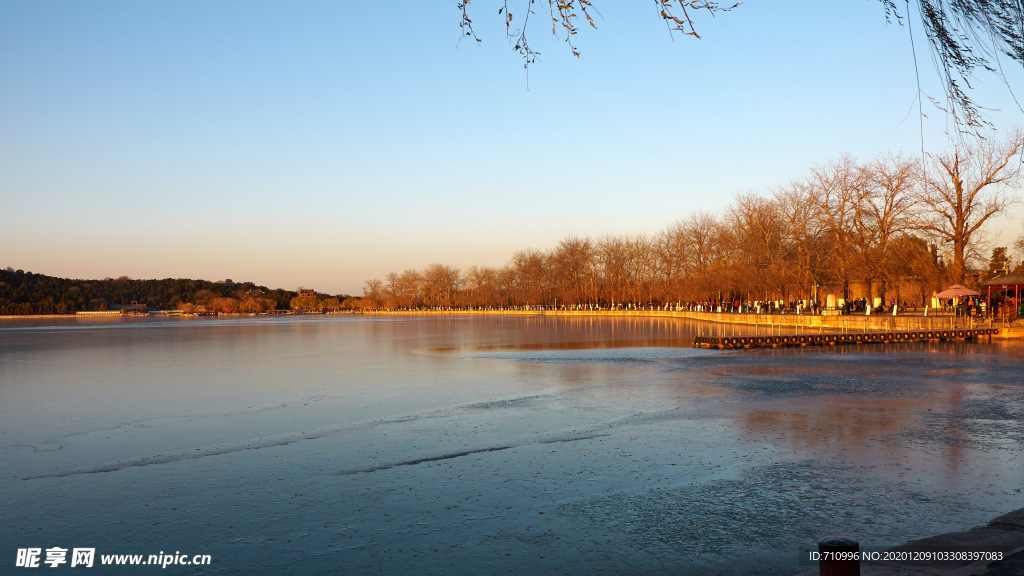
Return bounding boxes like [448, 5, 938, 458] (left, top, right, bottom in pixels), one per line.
[363, 132, 1023, 310]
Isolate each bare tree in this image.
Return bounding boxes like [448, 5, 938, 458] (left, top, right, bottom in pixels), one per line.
[390, 269, 424, 309]
[685, 212, 720, 272]
[497, 265, 518, 306]
[852, 152, 918, 298]
[652, 221, 692, 303]
[509, 249, 548, 305]
[625, 234, 657, 305]
[885, 234, 944, 305]
[362, 279, 384, 309]
[595, 235, 629, 306]
[773, 181, 825, 302]
[384, 272, 400, 309]
[549, 236, 596, 306]
[422, 263, 462, 308]
[727, 192, 787, 301]
[464, 265, 502, 308]
[914, 129, 1023, 282]
[808, 154, 863, 299]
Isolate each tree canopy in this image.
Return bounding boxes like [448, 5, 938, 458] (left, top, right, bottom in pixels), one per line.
[0, 271, 298, 315]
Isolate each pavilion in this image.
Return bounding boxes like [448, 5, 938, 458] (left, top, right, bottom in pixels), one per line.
[983, 273, 1024, 320]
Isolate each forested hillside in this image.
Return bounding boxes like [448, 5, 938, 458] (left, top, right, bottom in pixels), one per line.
[0, 269, 296, 315]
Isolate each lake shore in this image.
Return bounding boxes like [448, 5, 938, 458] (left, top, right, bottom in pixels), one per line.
[4, 309, 1022, 339]
[357, 309, 1024, 339]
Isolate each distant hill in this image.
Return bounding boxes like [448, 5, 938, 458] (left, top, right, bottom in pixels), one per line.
[0, 268, 297, 315]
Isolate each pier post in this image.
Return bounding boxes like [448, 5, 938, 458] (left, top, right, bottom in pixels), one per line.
[818, 536, 860, 576]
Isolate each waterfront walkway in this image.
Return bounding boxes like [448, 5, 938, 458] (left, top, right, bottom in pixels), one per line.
[360, 309, 1024, 340]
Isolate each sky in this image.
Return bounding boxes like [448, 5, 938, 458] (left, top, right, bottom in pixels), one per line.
[2, 1, 1022, 295]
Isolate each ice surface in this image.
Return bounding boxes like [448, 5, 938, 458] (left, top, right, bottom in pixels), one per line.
[1, 315, 1022, 575]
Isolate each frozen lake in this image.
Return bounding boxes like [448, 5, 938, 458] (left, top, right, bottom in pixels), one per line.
[2, 314, 1022, 574]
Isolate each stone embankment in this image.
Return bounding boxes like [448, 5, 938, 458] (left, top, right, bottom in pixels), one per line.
[360, 309, 1023, 339]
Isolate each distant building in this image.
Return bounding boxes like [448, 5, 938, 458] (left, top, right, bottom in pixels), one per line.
[298, 289, 316, 298]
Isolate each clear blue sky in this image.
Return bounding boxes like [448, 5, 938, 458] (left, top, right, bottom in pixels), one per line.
[2, 1, 1022, 295]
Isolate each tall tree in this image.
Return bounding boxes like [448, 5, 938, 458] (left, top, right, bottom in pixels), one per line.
[362, 279, 384, 308]
[808, 154, 863, 298]
[464, 265, 502, 308]
[684, 212, 723, 299]
[652, 221, 692, 303]
[422, 263, 462, 308]
[772, 181, 824, 302]
[853, 152, 918, 298]
[915, 129, 1023, 282]
[549, 236, 595, 306]
[626, 234, 657, 305]
[596, 236, 630, 306]
[727, 192, 787, 300]
[884, 234, 945, 305]
[509, 249, 548, 305]
[989, 246, 1010, 275]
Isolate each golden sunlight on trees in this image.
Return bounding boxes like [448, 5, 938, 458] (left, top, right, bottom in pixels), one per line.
[771, 182, 822, 303]
[422, 264, 462, 308]
[852, 153, 917, 298]
[238, 297, 276, 313]
[319, 297, 343, 311]
[726, 193, 786, 300]
[0, 275, 302, 316]
[549, 236, 595, 305]
[914, 129, 1024, 282]
[362, 279, 384, 309]
[206, 297, 241, 314]
[463, 266, 503, 308]
[807, 154, 862, 298]
[364, 134, 1022, 310]
[289, 293, 321, 311]
[510, 249, 547, 305]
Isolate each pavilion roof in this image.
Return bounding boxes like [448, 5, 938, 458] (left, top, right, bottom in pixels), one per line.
[983, 273, 1024, 287]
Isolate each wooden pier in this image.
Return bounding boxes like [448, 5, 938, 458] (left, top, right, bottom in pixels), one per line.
[694, 328, 998, 349]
